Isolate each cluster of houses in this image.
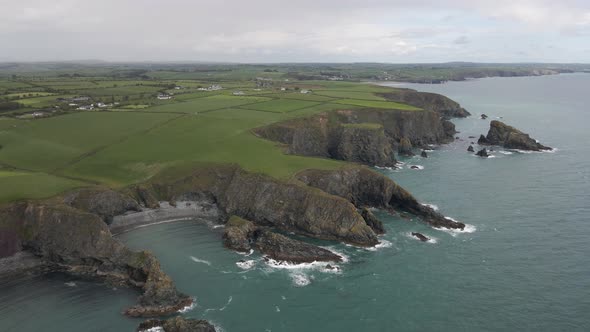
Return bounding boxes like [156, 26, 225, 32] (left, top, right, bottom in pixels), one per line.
[157, 93, 173, 100]
[76, 102, 116, 110]
[197, 85, 223, 92]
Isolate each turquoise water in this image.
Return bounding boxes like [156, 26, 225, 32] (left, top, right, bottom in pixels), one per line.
[1, 74, 589, 331]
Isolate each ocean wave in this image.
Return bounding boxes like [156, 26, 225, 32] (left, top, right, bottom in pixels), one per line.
[142, 327, 164, 332]
[498, 151, 513, 155]
[290, 272, 311, 287]
[421, 203, 439, 211]
[236, 259, 256, 270]
[275, 306, 281, 312]
[435, 217, 477, 236]
[364, 239, 393, 251]
[64, 281, 77, 287]
[190, 256, 212, 266]
[178, 299, 196, 313]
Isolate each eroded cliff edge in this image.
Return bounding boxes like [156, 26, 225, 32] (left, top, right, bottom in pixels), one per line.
[254, 108, 457, 167]
[378, 88, 471, 118]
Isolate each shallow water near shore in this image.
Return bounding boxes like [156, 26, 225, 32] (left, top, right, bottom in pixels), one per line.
[1, 74, 590, 331]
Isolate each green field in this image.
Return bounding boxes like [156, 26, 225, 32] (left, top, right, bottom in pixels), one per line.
[241, 99, 321, 113]
[0, 72, 423, 202]
[333, 98, 421, 110]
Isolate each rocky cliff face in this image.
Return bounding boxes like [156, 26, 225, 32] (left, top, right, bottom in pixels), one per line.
[296, 167, 465, 230]
[378, 89, 471, 118]
[0, 199, 191, 317]
[143, 165, 379, 246]
[254, 109, 455, 167]
[480, 120, 552, 151]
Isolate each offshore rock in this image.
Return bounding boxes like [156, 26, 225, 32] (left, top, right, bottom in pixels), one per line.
[222, 216, 342, 263]
[481, 114, 488, 119]
[482, 120, 552, 151]
[137, 317, 216, 332]
[296, 166, 465, 230]
[476, 148, 490, 158]
[254, 229, 342, 263]
[378, 89, 471, 118]
[411, 232, 430, 242]
[477, 134, 490, 145]
[398, 137, 414, 156]
[421, 150, 428, 158]
[467, 145, 475, 152]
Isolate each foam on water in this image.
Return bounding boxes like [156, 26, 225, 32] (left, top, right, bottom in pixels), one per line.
[290, 273, 311, 287]
[421, 203, 440, 211]
[364, 239, 393, 252]
[64, 282, 77, 287]
[408, 165, 425, 170]
[236, 260, 256, 270]
[435, 217, 477, 236]
[178, 300, 196, 313]
[499, 151, 514, 155]
[190, 256, 212, 266]
[237, 249, 255, 256]
[143, 327, 164, 332]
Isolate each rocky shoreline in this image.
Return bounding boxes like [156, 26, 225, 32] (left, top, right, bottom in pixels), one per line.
[0, 91, 473, 328]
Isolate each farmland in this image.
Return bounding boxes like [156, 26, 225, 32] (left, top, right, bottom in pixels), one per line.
[0, 68, 425, 202]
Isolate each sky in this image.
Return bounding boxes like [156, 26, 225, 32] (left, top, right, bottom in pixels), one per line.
[1, 0, 589, 63]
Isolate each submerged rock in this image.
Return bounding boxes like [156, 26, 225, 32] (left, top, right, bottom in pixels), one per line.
[482, 120, 552, 151]
[421, 150, 428, 158]
[137, 317, 216, 332]
[411, 232, 430, 242]
[476, 148, 490, 158]
[467, 145, 475, 152]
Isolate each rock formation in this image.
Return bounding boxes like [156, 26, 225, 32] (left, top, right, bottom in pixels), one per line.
[296, 167, 465, 230]
[476, 148, 489, 158]
[378, 89, 471, 118]
[467, 145, 475, 152]
[479, 120, 552, 151]
[223, 216, 342, 263]
[481, 114, 488, 119]
[411, 232, 430, 242]
[398, 137, 414, 156]
[137, 317, 216, 332]
[254, 109, 456, 167]
[421, 150, 428, 158]
[360, 207, 385, 234]
[0, 200, 191, 317]
[477, 135, 490, 145]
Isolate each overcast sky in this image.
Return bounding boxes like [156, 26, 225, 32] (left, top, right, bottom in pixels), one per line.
[1, 0, 589, 63]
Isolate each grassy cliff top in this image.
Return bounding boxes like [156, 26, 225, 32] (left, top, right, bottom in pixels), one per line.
[0, 75, 423, 203]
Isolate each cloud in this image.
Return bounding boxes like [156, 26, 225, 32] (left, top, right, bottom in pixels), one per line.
[0, 0, 588, 62]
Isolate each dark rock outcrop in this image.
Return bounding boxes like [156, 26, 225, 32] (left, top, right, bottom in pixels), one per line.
[296, 167, 465, 230]
[145, 165, 379, 246]
[476, 148, 489, 158]
[255, 229, 342, 263]
[138, 317, 216, 332]
[477, 135, 490, 145]
[398, 137, 414, 156]
[467, 145, 475, 152]
[411, 232, 430, 242]
[254, 109, 456, 167]
[421, 150, 428, 158]
[223, 216, 342, 263]
[0, 201, 191, 317]
[360, 207, 385, 234]
[222, 216, 257, 252]
[64, 188, 140, 224]
[481, 114, 488, 120]
[481, 120, 552, 151]
[378, 89, 471, 118]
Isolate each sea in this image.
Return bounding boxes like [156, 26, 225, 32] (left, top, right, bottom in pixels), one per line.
[1, 73, 589, 331]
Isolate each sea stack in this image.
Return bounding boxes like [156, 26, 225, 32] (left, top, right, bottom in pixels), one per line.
[421, 150, 428, 158]
[480, 120, 552, 151]
[467, 145, 475, 152]
[476, 148, 490, 157]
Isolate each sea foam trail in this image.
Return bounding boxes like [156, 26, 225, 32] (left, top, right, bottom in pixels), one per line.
[190, 256, 212, 266]
[364, 239, 393, 252]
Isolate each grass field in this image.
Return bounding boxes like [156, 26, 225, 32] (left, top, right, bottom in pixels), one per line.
[0, 74, 421, 202]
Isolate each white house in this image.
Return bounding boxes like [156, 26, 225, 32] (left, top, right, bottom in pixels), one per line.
[232, 91, 245, 96]
[157, 94, 173, 100]
[300, 89, 311, 94]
